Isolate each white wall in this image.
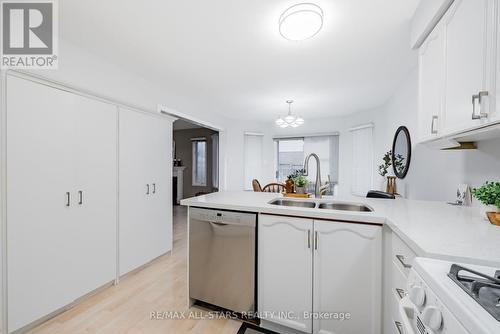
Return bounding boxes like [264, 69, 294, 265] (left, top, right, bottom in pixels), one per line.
[267, 67, 500, 202]
[12, 39, 270, 192]
[379, 68, 500, 202]
[268, 105, 388, 197]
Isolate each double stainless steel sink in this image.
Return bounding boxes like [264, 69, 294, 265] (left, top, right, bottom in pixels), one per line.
[269, 198, 373, 212]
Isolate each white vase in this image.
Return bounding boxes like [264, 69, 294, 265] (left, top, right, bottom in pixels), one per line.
[480, 204, 500, 220]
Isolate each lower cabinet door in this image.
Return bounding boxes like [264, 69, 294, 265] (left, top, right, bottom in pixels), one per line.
[313, 220, 382, 334]
[258, 215, 313, 333]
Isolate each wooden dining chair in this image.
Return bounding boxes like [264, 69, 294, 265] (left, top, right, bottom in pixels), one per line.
[262, 183, 285, 193]
[252, 179, 263, 192]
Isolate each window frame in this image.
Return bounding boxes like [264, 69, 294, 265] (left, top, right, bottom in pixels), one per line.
[192, 139, 207, 187]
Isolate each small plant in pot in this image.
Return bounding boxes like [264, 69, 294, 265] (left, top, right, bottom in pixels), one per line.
[378, 151, 392, 191]
[472, 181, 500, 226]
[290, 169, 308, 194]
[378, 151, 392, 177]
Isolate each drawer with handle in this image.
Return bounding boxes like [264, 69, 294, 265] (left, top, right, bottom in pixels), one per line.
[392, 233, 416, 277]
[392, 319, 404, 334]
[392, 262, 407, 302]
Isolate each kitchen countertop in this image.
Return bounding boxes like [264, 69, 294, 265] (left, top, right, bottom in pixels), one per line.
[180, 191, 500, 267]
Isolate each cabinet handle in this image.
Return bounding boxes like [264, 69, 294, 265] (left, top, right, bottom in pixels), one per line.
[430, 115, 438, 134]
[394, 321, 403, 334]
[395, 288, 406, 300]
[314, 231, 318, 250]
[152, 183, 156, 194]
[78, 191, 83, 205]
[472, 93, 480, 119]
[66, 192, 70, 207]
[396, 254, 412, 269]
[146, 184, 150, 195]
[472, 91, 488, 120]
[307, 230, 311, 249]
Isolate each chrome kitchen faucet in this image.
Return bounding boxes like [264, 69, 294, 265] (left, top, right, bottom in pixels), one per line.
[303, 153, 330, 198]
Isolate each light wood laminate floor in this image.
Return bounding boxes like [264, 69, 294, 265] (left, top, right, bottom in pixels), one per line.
[27, 206, 242, 334]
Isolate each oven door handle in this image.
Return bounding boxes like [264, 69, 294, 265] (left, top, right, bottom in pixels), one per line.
[398, 296, 417, 334]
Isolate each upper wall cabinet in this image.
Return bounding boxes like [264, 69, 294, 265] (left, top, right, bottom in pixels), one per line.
[442, 0, 496, 133]
[417, 0, 500, 147]
[418, 23, 445, 142]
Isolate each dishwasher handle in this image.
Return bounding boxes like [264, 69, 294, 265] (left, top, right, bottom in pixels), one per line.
[210, 222, 229, 226]
[189, 208, 256, 227]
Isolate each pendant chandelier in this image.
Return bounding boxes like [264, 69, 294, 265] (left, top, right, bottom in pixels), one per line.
[275, 100, 304, 128]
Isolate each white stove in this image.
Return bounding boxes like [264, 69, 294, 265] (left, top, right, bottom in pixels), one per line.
[398, 257, 500, 334]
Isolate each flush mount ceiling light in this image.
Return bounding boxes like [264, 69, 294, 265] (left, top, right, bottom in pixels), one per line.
[279, 3, 324, 41]
[275, 100, 304, 128]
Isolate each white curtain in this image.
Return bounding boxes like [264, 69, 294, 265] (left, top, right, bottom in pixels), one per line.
[244, 134, 263, 190]
[350, 125, 374, 196]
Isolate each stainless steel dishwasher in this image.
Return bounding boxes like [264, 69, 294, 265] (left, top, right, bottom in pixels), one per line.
[189, 207, 256, 313]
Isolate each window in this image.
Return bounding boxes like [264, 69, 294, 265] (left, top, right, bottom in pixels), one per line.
[192, 139, 207, 186]
[274, 135, 339, 195]
[275, 139, 304, 182]
[244, 133, 264, 190]
[350, 124, 374, 196]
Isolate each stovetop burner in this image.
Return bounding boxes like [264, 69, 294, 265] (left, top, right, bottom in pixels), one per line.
[448, 264, 500, 322]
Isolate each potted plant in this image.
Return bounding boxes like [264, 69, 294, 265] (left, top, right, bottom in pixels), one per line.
[378, 151, 392, 191]
[290, 169, 308, 194]
[472, 181, 500, 225]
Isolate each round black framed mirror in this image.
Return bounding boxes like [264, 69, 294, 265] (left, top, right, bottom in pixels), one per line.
[392, 126, 411, 179]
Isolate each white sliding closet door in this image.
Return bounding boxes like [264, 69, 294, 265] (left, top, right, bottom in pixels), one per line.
[6, 75, 118, 332]
[148, 116, 173, 260]
[72, 97, 118, 297]
[7, 75, 76, 332]
[119, 108, 172, 276]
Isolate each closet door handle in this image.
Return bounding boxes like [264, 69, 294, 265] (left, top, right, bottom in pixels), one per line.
[152, 183, 156, 194]
[78, 191, 83, 205]
[66, 192, 70, 207]
[314, 231, 318, 250]
[307, 230, 311, 249]
[146, 184, 150, 195]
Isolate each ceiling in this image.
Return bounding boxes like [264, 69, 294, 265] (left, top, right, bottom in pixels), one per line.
[173, 119, 203, 131]
[60, 0, 420, 122]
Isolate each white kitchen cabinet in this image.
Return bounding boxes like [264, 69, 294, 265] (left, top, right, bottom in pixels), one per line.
[258, 214, 382, 334]
[382, 230, 419, 334]
[6, 75, 117, 332]
[416, 0, 500, 145]
[313, 220, 382, 334]
[442, 0, 495, 134]
[258, 215, 313, 333]
[418, 21, 445, 141]
[119, 108, 173, 276]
